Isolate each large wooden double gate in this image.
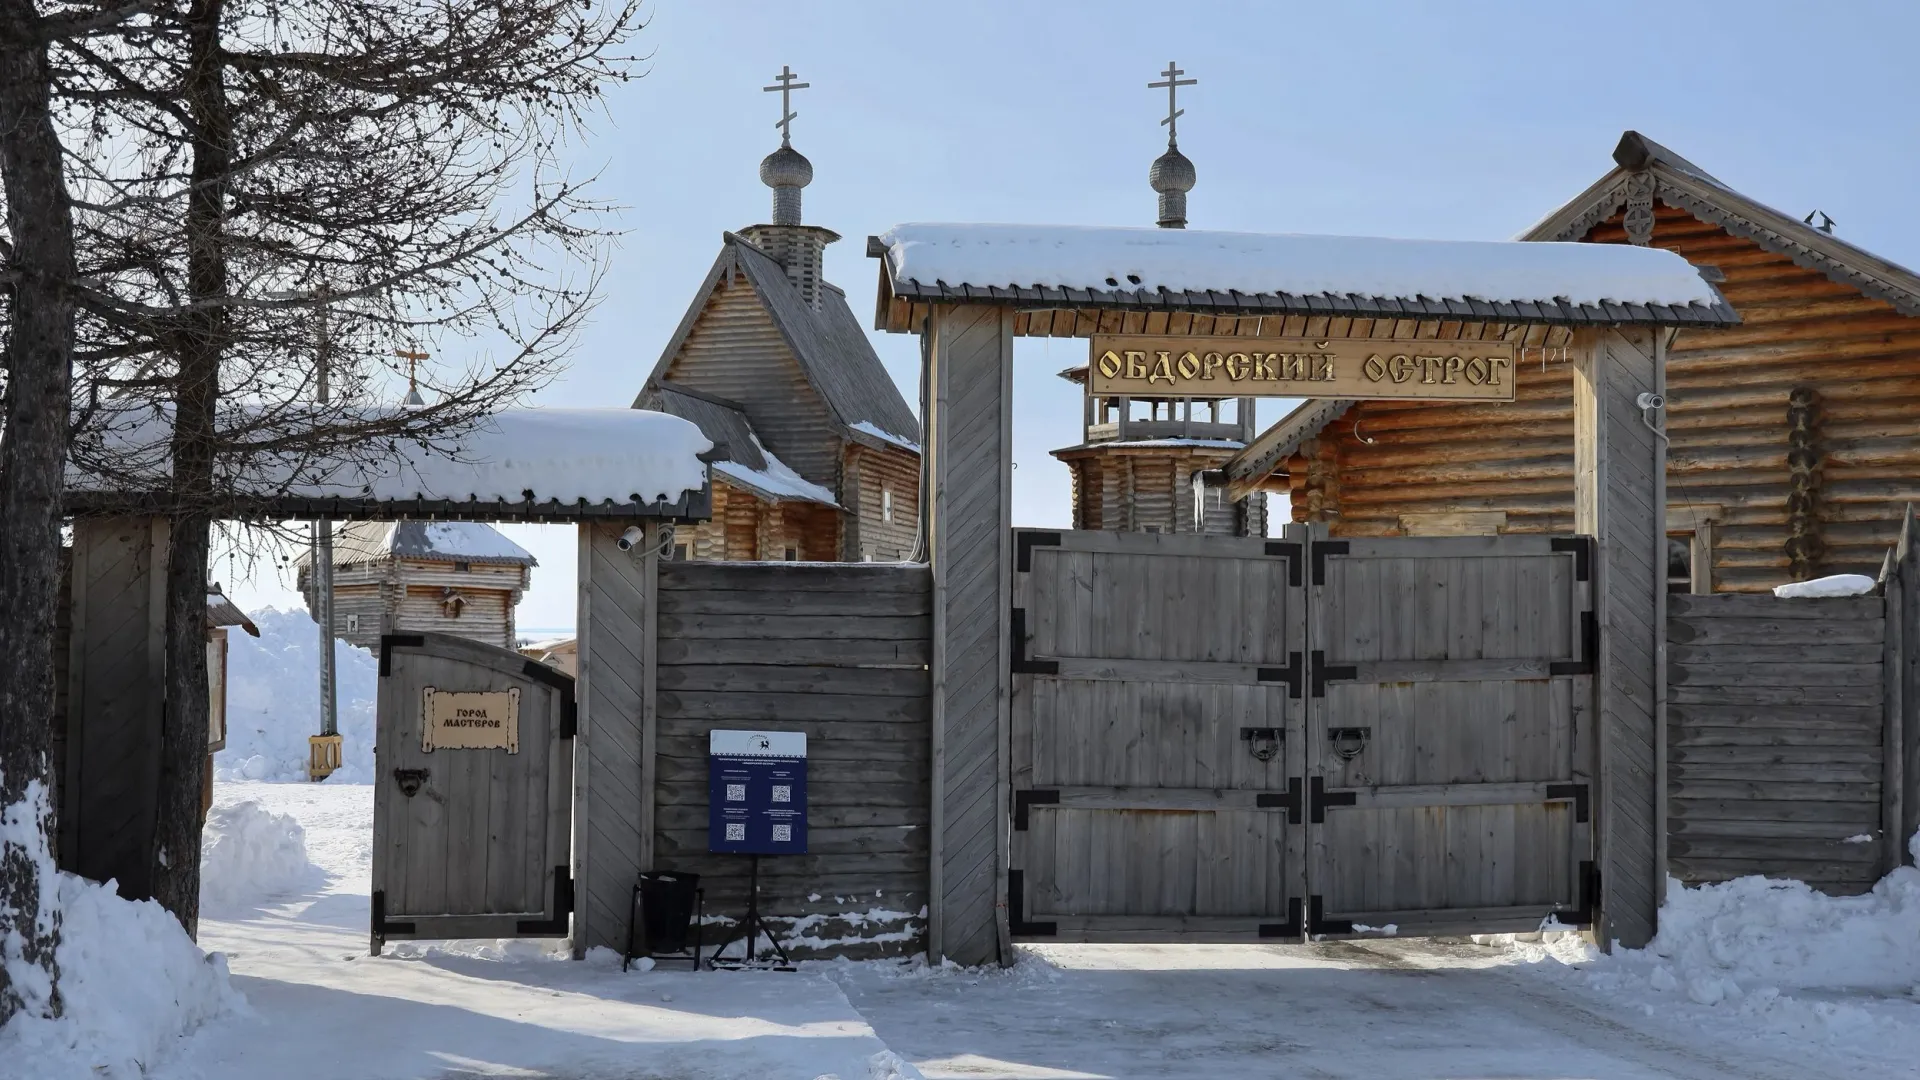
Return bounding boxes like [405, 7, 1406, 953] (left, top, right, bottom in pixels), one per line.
[1009, 528, 1596, 941]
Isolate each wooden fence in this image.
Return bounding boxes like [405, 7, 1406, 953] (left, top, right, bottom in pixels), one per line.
[1666, 592, 1889, 893]
[647, 561, 931, 958]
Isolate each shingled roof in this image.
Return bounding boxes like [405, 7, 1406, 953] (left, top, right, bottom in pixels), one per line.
[640, 382, 838, 505]
[637, 234, 921, 450]
[1525, 130, 1920, 316]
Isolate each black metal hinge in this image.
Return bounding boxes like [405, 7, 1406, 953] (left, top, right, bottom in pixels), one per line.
[379, 634, 425, 677]
[1009, 608, 1058, 675]
[1013, 789, 1059, 831]
[1255, 777, 1304, 825]
[1550, 610, 1598, 676]
[1308, 776, 1356, 825]
[1016, 531, 1062, 573]
[515, 866, 574, 936]
[1307, 895, 1353, 936]
[1550, 536, 1594, 582]
[1265, 541, 1304, 587]
[1008, 869, 1057, 937]
[1310, 540, 1349, 587]
[370, 890, 416, 937]
[1545, 782, 1591, 823]
[1260, 897, 1304, 939]
[1310, 650, 1357, 697]
[1552, 861, 1599, 929]
[1257, 651, 1304, 698]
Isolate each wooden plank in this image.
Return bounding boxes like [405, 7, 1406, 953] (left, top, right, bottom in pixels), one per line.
[656, 637, 930, 667]
[656, 613, 930, 641]
[1341, 658, 1568, 683]
[1035, 785, 1295, 813]
[658, 563, 931, 593]
[1883, 546, 1905, 875]
[657, 690, 928, 723]
[1668, 642, 1883, 664]
[1668, 594, 1884, 621]
[1667, 618, 1884, 646]
[656, 664, 930, 697]
[1669, 662, 1883, 687]
[658, 590, 932, 617]
[1669, 798, 1880, 824]
[1672, 761, 1881, 783]
[1668, 836, 1883, 862]
[1335, 781, 1580, 811]
[1037, 657, 1284, 685]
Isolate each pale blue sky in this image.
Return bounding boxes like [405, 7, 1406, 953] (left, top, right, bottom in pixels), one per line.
[228, 0, 1920, 629]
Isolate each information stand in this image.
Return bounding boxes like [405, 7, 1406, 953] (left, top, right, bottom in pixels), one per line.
[705, 730, 806, 969]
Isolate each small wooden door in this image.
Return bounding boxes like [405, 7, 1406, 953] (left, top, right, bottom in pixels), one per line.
[372, 632, 574, 952]
[1008, 528, 1309, 941]
[1303, 532, 1595, 937]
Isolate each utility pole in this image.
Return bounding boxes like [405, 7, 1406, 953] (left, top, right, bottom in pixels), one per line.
[309, 288, 341, 780]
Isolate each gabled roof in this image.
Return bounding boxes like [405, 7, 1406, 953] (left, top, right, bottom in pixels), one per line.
[872, 223, 1738, 328]
[637, 234, 922, 449]
[639, 383, 837, 506]
[319, 520, 538, 568]
[1524, 130, 1920, 316]
[206, 585, 260, 637]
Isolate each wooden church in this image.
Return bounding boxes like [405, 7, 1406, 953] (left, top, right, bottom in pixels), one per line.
[1049, 95, 1270, 536]
[297, 520, 536, 649]
[1229, 131, 1920, 593]
[635, 83, 922, 563]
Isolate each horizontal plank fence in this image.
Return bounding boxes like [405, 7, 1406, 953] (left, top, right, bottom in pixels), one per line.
[649, 561, 931, 958]
[1666, 591, 1894, 894]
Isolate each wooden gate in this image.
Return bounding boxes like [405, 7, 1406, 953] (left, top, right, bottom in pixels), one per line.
[372, 632, 575, 952]
[1306, 535, 1594, 937]
[1009, 530, 1309, 940]
[1010, 529, 1593, 941]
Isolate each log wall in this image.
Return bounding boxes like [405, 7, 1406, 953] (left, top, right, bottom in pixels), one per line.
[1296, 204, 1920, 592]
[650, 561, 931, 958]
[1666, 592, 1892, 894]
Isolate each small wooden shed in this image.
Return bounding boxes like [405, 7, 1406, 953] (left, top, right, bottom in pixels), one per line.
[297, 520, 536, 650]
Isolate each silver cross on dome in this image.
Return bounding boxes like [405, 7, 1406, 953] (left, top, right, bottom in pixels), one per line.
[763, 65, 810, 147]
[1149, 61, 1196, 145]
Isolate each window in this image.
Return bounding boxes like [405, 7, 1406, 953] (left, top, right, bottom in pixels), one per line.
[783, 547, 798, 562]
[673, 543, 690, 561]
[344, 613, 360, 634]
[882, 487, 893, 523]
[1667, 535, 1693, 594]
[453, 560, 471, 572]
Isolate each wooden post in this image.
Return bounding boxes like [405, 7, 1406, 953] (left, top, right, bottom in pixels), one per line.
[924, 304, 1014, 966]
[1573, 328, 1667, 949]
[1882, 531, 1906, 875]
[571, 521, 657, 956]
[1892, 504, 1919, 866]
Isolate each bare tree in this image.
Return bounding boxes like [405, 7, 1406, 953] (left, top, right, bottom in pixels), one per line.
[50, 0, 643, 931]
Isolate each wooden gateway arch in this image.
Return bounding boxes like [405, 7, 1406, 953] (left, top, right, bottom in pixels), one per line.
[870, 223, 1739, 964]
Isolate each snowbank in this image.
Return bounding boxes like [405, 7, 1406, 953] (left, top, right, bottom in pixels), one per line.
[1, 788, 243, 1080]
[1774, 573, 1877, 598]
[217, 607, 376, 783]
[199, 800, 325, 910]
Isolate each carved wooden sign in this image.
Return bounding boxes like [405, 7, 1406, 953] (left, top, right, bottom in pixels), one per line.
[1088, 336, 1517, 401]
[422, 687, 520, 753]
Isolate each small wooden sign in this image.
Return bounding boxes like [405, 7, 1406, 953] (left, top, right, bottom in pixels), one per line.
[1089, 335, 1518, 401]
[422, 687, 520, 753]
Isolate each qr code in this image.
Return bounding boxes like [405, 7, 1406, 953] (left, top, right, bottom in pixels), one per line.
[772, 824, 791, 843]
[771, 785, 791, 803]
[725, 783, 746, 802]
[724, 823, 746, 841]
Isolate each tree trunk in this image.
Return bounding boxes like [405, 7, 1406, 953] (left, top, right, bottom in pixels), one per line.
[0, 0, 75, 1023]
[149, 0, 230, 934]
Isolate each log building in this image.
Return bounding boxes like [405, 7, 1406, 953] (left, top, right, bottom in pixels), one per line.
[1231, 131, 1920, 592]
[297, 520, 536, 650]
[634, 129, 922, 563]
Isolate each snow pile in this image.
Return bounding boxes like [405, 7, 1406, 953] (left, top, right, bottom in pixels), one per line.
[217, 607, 376, 783]
[71, 404, 713, 507]
[878, 223, 1725, 309]
[199, 800, 325, 910]
[2, 788, 243, 1080]
[1774, 573, 1877, 598]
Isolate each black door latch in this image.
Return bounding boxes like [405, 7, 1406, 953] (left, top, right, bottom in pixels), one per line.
[392, 768, 429, 797]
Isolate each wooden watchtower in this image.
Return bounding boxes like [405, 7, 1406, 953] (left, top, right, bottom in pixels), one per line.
[296, 520, 536, 650]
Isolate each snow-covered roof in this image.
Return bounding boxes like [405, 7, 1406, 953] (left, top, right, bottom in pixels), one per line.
[314, 521, 537, 568]
[641, 385, 838, 506]
[66, 405, 713, 520]
[849, 420, 921, 454]
[714, 446, 839, 507]
[874, 223, 1738, 327]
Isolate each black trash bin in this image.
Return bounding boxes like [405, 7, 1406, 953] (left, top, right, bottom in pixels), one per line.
[629, 871, 702, 965]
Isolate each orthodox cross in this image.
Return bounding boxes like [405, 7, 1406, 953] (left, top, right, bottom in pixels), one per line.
[1149, 61, 1196, 144]
[394, 347, 429, 399]
[763, 65, 809, 147]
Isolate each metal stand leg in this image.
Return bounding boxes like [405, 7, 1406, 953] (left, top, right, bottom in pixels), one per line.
[707, 855, 792, 970]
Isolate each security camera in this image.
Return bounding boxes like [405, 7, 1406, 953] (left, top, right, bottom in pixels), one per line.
[1635, 392, 1666, 411]
[616, 526, 645, 551]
